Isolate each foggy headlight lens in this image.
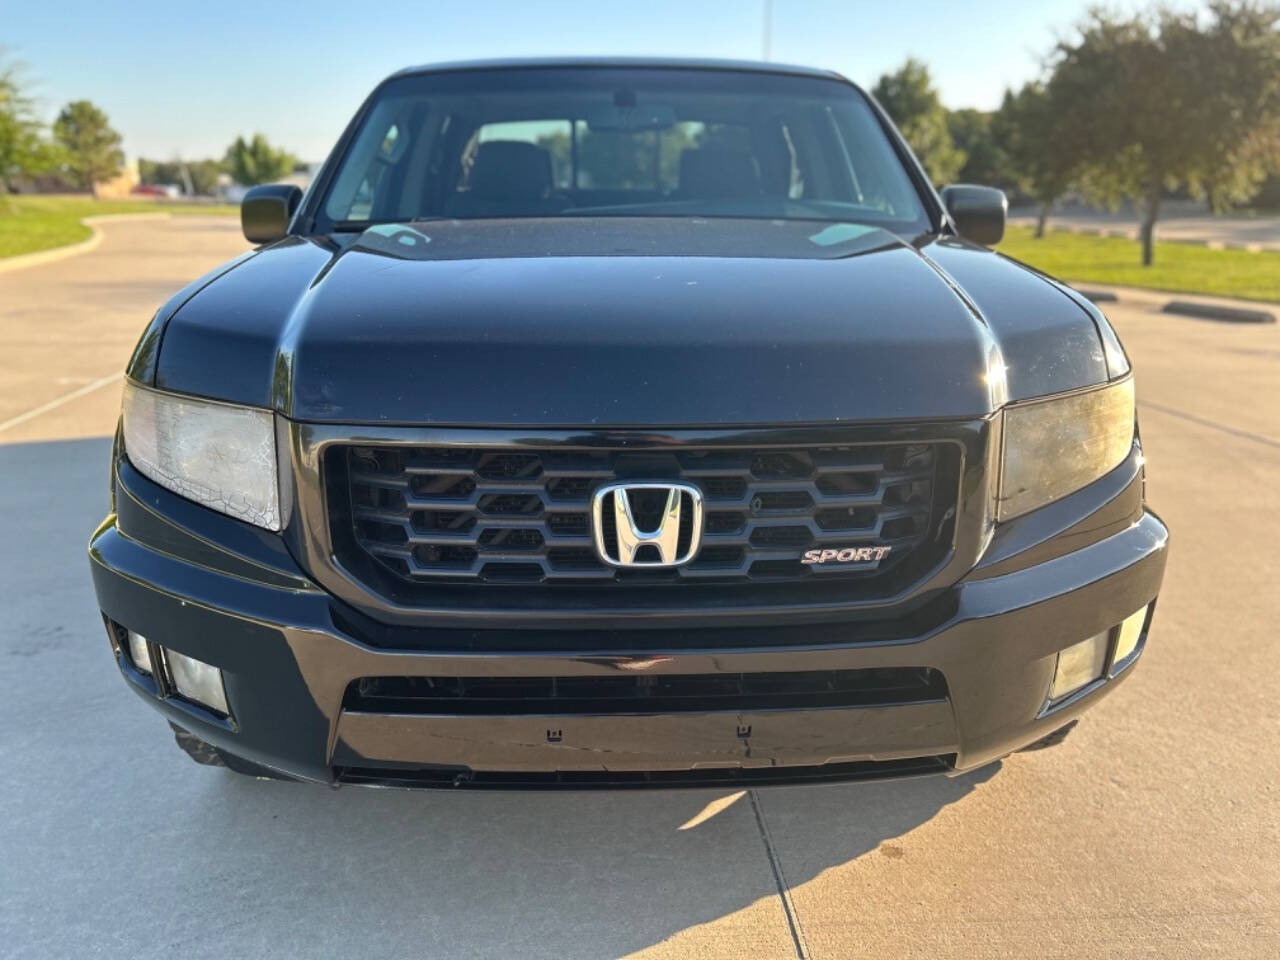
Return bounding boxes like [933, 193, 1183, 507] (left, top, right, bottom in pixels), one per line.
[127, 630, 152, 675]
[1049, 630, 1110, 701]
[998, 378, 1134, 521]
[165, 650, 230, 715]
[1113, 605, 1149, 664]
[122, 381, 282, 531]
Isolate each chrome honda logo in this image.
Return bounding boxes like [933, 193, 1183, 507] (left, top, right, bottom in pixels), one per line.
[592, 482, 703, 568]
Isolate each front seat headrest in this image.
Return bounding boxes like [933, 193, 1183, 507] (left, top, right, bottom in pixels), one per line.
[467, 141, 554, 201]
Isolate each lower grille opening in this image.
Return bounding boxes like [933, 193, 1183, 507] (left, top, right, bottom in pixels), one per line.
[336, 754, 956, 789]
[343, 667, 948, 716]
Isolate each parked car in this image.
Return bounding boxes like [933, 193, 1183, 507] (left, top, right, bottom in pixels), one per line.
[131, 183, 181, 198]
[89, 58, 1166, 788]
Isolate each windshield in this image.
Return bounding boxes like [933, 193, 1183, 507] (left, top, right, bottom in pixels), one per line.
[316, 67, 932, 235]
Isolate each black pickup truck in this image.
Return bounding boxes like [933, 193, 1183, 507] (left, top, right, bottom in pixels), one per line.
[88, 58, 1167, 788]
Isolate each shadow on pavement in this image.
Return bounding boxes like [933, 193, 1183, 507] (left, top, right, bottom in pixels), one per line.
[1, 437, 996, 959]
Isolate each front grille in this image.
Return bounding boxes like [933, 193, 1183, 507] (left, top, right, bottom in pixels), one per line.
[331, 440, 957, 588]
[344, 667, 947, 715]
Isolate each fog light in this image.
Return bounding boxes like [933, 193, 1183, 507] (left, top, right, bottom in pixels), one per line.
[1050, 630, 1109, 701]
[166, 651, 229, 715]
[1113, 605, 1149, 665]
[127, 631, 152, 675]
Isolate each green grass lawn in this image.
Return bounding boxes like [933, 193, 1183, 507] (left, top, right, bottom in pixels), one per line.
[997, 225, 1280, 303]
[0, 194, 237, 260]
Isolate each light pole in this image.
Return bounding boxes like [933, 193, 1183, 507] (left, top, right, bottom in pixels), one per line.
[762, 0, 773, 61]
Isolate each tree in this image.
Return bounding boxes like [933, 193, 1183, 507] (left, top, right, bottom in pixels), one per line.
[139, 156, 225, 195]
[872, 59, 965, 185]
[53, 100, 124, 190]
[223, 134, 295, 186]
[947, 108, 1014, 192]
[0, 51, 60, 193]
[1251, 172, 1280, 210]
[993, 83, 1081, 237]
[1048, 2, 1280, 265]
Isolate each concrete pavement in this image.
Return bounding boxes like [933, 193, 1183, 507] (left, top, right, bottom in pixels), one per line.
[0, 215, 245, 443]
[1, 218, 1277, 959]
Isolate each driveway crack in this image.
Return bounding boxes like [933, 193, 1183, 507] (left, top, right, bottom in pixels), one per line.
[749, 788, 810, 960]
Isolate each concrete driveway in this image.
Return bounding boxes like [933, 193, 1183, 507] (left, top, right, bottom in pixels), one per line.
[1, 217, 1277, 959]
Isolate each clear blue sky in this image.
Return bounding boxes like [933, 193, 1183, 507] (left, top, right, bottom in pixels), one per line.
[8, 0, 1203, 162]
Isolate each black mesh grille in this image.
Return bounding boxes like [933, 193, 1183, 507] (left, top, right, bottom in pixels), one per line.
[335, 442, 954, 586]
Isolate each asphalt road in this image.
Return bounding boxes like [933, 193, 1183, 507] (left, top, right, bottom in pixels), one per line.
[1, 217, 1277, 959]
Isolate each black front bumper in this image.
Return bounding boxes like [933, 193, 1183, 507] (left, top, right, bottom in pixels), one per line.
[89, 445, 1167, 788]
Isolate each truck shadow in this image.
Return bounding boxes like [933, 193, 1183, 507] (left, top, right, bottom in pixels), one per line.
[180, 761, 1000, 958]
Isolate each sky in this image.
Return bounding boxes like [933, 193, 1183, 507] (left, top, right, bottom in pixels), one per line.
[6, 0, 1205, 163]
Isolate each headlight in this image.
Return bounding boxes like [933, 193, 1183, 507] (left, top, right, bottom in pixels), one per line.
[998, 378, 1135, 521]
[121, 381, 284, 531]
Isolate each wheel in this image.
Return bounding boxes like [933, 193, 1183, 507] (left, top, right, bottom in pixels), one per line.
[169, 721, 293, 780]
[1018, 718, 1079, 752]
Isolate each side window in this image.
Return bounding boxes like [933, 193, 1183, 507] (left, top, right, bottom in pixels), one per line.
[828, 102, 919, 217]
[780, 123, 805, 199]
[570, 122, 755, 194]
[323, 100, 418, 222]
[784, 108, 847, 202]
[345, 124, 404, 220]
[573, 123, 662, 190]
[379, 124, 401, 159]
[457, 120, 573, 191]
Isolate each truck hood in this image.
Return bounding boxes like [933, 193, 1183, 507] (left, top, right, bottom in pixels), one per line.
[149, 218, 1108, 426]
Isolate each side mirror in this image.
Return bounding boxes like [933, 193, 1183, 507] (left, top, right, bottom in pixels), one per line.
[940, 184, 1007, 246]
[241, 184, 303, 244]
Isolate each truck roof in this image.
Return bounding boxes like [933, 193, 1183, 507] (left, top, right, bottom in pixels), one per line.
[391, 56, 847, 83]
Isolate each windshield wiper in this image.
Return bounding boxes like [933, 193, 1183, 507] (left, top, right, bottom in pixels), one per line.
[329, 217, 444, 233]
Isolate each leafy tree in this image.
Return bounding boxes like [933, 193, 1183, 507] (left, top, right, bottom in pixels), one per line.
[53, 99, 124, 190]
[183, 158, 226, 195]
[947, 108, 1014, 192]
[223, 134, 295, 186]
[139, 157, 225, 195]
[993, 82, 1081, 237]
[1251, 172, 1280, 210]
[0, 51, 60, 193]
[872, 59, 965, 185]
[1048, 2, 1280, 265]
[138, 158, 176, 189]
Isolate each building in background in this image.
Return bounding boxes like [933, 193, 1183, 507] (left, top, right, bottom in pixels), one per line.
[93, 159, 139, 198]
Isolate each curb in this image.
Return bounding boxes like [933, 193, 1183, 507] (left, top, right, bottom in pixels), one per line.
[1162, 300, 1275, 325]
[0, 212, 172, 275]
[1068, 283, 1278, 324]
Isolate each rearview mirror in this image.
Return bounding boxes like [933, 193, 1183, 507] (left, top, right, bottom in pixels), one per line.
[584, 103, 677, 133]
[940, 184, 1007, 246]
[241, 184, 302, 244]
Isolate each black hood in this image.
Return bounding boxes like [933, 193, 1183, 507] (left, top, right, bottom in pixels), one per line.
[146, 218, 1108, 426]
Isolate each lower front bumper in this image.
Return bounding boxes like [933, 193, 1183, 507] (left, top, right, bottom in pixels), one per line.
[88, 494, 1168, 787]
